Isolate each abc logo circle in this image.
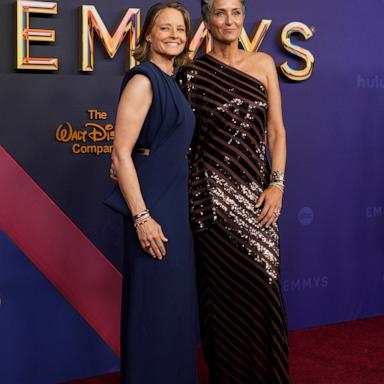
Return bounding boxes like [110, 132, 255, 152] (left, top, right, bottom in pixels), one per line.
[298, 207, 314, 226]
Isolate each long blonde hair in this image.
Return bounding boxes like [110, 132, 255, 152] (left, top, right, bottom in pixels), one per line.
[134, 2, 191, 67]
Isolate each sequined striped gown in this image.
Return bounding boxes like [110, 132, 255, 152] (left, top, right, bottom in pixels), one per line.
[177, 55, 290, 384]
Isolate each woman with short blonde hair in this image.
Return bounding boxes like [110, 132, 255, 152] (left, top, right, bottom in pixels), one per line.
[106, 3, 198, 383]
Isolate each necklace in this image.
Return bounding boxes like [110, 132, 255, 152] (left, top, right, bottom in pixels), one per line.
[149, 60, 174, 77]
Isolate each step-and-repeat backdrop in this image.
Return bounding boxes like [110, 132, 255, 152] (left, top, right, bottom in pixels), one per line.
[1, 0, 383, 382]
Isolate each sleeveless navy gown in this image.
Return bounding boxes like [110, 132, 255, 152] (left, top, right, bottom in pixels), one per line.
[110, 62, 198, 384]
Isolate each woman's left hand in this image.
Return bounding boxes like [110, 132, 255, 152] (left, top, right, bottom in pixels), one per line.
[256, 186, 283, 227]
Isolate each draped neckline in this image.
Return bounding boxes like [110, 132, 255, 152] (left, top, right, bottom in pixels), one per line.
[148, 60, 176, 79]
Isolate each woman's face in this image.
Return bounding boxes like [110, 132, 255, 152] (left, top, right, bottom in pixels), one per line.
[147, 8, 187, 59]
[206, 0, 244, 43]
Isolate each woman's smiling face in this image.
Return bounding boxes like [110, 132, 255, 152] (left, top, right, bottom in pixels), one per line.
[147, 8, 187, 59]
[206, 0, 245, 44]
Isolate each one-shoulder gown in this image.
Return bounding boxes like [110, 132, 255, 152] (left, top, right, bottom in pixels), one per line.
[177, 55, 290, 384]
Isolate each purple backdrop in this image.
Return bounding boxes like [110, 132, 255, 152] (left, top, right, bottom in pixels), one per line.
[1, 0, 383, 382]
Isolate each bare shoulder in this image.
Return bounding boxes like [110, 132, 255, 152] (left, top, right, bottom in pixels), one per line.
[240, 51, 277, 87]
[248, 51, 276, 71]
[125, 74, 151, 92]
[120, 74, 152, 106]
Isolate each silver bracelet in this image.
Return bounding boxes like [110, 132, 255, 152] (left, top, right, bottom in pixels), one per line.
[269, 182, 285, 193]
[271, 171, 285, 184]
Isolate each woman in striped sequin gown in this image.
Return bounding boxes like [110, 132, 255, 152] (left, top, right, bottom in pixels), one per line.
[177, 0, 290, 382]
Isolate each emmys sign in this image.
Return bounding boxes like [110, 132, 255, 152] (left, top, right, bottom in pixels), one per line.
[16, 0, 315, 81]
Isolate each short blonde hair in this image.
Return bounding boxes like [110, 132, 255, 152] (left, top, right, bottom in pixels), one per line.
[134, 2, 191, 67]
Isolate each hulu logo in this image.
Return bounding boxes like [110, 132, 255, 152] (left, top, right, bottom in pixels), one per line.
[357, 75, 384, 89]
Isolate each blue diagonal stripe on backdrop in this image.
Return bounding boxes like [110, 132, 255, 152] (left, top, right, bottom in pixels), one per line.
[0, 231, 120, 384]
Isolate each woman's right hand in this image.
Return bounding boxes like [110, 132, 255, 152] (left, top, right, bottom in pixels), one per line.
[110, 161, 118, 181]
[135, 217, 168, 260]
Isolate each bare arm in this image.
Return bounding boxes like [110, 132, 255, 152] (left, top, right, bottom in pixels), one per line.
[112, 74, 167, 259]
[265, 55, 287, 178]
[112, 74, 151, 215]
[255, 53, 287, 227]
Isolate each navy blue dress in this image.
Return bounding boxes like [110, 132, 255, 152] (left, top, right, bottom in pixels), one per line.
[110, 61, 198, 384]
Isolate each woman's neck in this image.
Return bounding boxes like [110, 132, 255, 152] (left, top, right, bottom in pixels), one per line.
[209, 40, 242, 66]
[149, 53, 175, 75]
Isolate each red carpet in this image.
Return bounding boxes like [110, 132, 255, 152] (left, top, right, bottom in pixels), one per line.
[289, 316, 384, 384]
[63, 316, 384, 384]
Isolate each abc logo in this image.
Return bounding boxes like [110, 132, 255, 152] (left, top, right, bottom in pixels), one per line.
[298, 207, 314, 226]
